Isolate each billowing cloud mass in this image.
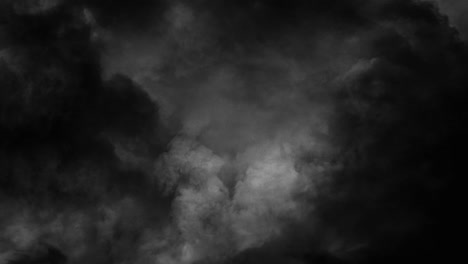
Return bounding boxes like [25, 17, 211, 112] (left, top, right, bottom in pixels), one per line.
[0, 0, 466, 264]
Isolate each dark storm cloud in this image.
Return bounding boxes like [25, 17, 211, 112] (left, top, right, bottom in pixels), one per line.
[149, 0, 466, 263]
[1, 0, 466, 264]
[0, 1, 161, 198]
[315, 1, 466, 263]
[0, 2, 171, 263]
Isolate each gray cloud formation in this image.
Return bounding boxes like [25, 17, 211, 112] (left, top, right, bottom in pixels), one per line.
[431, 0, 468, 38]
[1, 0, 466, 264]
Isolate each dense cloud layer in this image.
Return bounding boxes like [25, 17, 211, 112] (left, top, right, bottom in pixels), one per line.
[1, 0, 466, 263]
[0, 2, 167, 263]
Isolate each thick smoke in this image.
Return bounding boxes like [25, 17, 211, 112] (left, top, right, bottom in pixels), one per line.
[1, 0, 466, 264]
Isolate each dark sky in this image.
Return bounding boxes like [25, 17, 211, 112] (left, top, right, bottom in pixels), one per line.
[0, 0, 466, 263]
